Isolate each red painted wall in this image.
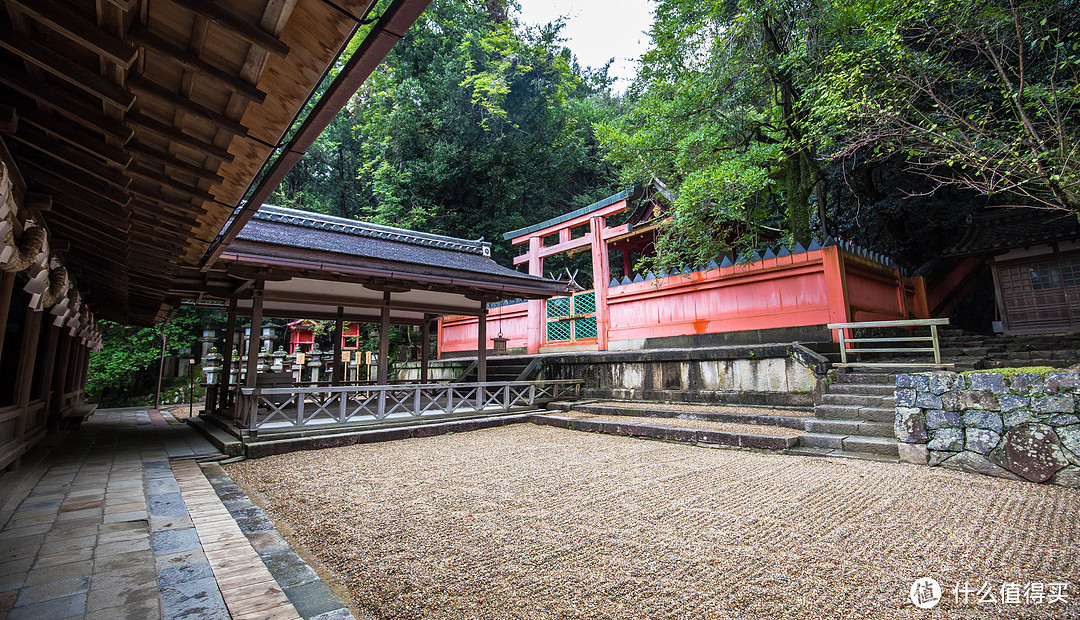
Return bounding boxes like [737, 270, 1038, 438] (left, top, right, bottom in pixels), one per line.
[438, 248, 925, 354]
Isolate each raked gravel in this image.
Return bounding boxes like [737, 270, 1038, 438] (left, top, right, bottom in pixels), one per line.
[556, 411, 806, 437]
[226, 424, 1080, 620]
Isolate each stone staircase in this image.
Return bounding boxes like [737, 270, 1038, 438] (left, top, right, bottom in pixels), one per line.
[792, 370, 900, 461]
[540, 400, 812, 453]
[794, 327, 1080, 462]
[455, 356, 539, 383]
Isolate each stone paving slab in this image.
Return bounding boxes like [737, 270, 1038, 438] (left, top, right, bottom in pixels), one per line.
[0, 407, 331, 620]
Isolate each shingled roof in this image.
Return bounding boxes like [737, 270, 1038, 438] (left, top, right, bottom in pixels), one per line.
[943, 209, 1080, 256]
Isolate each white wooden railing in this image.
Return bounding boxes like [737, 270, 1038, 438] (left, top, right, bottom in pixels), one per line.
[827, 318, 952, 368]
[235, 380, 582, 431]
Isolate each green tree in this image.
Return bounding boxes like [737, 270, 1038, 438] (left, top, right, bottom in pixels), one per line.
[597, 0, 842, 270]
[814, 0, 1080, 212]
[274, 0, 621, 264]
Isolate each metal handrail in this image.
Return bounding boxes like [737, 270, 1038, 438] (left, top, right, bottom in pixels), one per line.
[827, 318, 951, 368]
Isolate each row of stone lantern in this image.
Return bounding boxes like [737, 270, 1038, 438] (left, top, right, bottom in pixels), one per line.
[202, 344, 373, 387]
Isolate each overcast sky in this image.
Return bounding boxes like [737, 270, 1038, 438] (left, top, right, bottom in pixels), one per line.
[516, 0, 655, 91]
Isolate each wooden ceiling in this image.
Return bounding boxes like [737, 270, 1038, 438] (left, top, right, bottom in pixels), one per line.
[0, 0, 428, 326]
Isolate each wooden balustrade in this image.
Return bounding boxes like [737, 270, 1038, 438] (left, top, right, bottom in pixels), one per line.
[235, 380, 582, 431]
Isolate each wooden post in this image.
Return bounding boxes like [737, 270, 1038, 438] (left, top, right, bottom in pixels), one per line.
[219, 298, 237, 411]
[51, 331, 72, 414]
[332, 306, 344, 385]
[590, 215, 611, 350]
[37, 320, 60, 422]
[0, 271, 14, 358]
[378, 291, 390, 384]
[525, 236, 543, 354]
[245, 282, 264, 388]
[477, 305, 487, 383]
[821, 245, 851, 342]
[420, 314, 430, 384]
[12, 309, 43, 470]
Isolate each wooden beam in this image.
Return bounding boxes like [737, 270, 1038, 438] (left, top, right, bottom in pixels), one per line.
[0, 106, 16, 133]
[128, 75, 248, 137]
[12, 107, 132, 167]
[6, 0, 138, 68]
[8, 130, 132, 191]
[125, 112, 234, 163]
[166, 0, 291, 59]
[20, 154, 132, 205]
[128, 26, 267, 104]
[0, 25, 135, 110]
[0, 63, 133, 143]
[128, 141, 224, 185]
[24, 192, 51, 212]
[126, 164, 216, 203]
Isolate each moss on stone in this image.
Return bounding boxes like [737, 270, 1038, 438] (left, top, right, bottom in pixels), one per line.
[963, 366, 1062, 378]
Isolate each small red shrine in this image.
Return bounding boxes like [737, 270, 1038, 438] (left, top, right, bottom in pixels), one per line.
[286, 319, 363, 354]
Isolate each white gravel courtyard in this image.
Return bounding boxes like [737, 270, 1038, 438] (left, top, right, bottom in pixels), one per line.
[226, 424, 1080, 619]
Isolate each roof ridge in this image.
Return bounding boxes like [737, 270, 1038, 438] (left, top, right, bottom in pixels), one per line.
[254, 205, 491, 256]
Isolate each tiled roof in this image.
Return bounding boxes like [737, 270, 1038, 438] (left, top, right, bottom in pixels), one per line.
[234, 205, 565, 290]
[253, 205, 492, 256]
[943, 209, 1080, 256]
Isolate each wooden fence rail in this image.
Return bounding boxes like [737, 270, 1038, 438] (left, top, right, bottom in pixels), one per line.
[827, 318, 951, 368]
[236, 379, 582, 431]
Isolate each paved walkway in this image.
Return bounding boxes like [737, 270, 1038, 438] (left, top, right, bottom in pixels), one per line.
[0, 408, 352, 620]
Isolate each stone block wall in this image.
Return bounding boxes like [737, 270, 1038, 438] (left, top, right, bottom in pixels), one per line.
[894, 371, 1080, 488]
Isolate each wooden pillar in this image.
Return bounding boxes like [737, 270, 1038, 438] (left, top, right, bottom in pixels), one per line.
[622, 251, 632, 280]
[0, 271, 14, 359]
[245, 282, 264, 388]
[51, 331, 72, 414]
[590, 215, 611, 350]
[12, 310, 43, 470]
[526, 236, 543, 354]
[332, 307, 344, 384]
[420, 314, 430, 384]
[821, 245, 851, 342]
[477, 306, 487, 383]
[378, 292, 391, 384]
[219, 299, 237, 411]
[37, 321, 60, 422]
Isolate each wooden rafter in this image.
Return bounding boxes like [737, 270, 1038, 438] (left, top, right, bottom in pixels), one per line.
[129, 75, 248, 137]
[128, 26, 267, 104]
[0, 25, 135, 109]
[5, 0, 138, 68]
[166, 0, 291, 59]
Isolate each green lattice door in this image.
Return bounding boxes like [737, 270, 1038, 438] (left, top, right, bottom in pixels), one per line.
[546, 291, 597, 343]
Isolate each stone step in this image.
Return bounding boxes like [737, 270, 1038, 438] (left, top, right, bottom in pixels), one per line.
[798, 432, 844, 449]
[187, 415, 245, 457]
[819, 393, 893, 408]
[827, 383, 895, 396]
[841, 435, 899, 457]
[815, 404, 894, 423]
[786, 446, 900, 463]
[244, 412, 539, 458]
[835, 372, 898, 385]
[531, 414, 800, 451]
[805, 419, 893, 438]
[555, 402, 811, 430]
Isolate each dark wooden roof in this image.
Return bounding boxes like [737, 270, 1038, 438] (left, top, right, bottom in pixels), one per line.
[943, 209, 1080, 256]
[0, 0, 430, 326]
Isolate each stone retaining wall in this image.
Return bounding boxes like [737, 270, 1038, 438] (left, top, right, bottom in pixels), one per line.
[894, 371, 1080, 488]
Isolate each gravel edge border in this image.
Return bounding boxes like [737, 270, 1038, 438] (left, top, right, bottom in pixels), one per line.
[198, 461, 357, 620]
